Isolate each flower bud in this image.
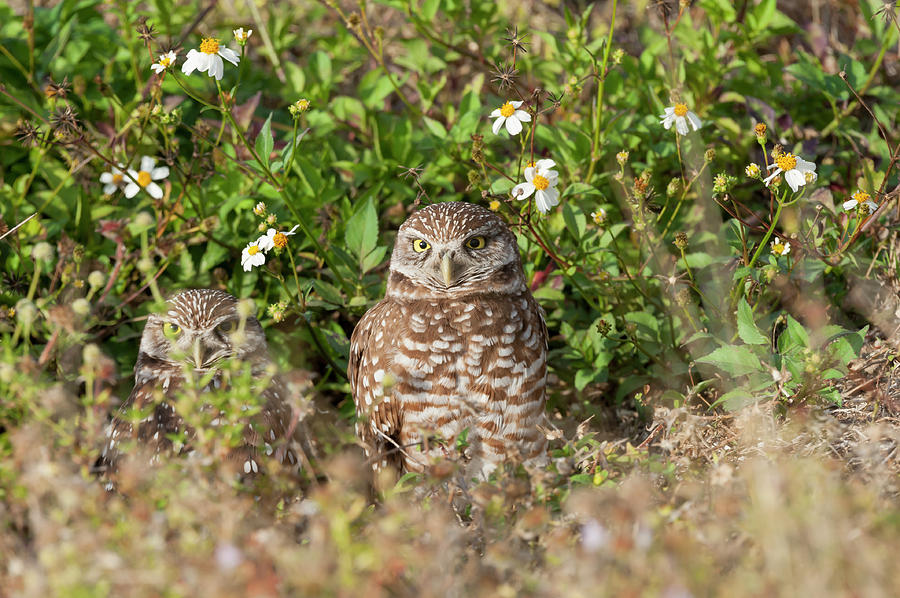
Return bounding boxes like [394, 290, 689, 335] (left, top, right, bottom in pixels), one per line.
[88, 270, 106, 289]
[666, 177, 682, 197]
[133, 211, 155, 230]
[71, 298, 91, 317]
[32, 242, 54, 262]
[15, 299, 38, 325]
[136, 257, 154, 273]
[704, 148, 716, 163]
[83, 343, 102, 367]
[673, 232, 688, 249]
[236, 298, 256, 319]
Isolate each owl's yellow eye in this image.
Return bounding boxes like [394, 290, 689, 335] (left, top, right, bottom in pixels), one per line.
[163, 322, 181, 338]
[465, 236, 486, 250]
[412, 239, 431, 253]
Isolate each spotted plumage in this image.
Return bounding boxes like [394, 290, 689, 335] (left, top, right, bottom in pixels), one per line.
[101, 289, 301, 479]
[349, 202, 549, 477]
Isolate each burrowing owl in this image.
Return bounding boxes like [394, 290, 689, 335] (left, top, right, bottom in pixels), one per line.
[349, 202, 548, 476]
[101, 289, 301, 478]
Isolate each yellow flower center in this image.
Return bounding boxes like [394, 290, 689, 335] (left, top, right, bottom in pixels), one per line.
[199, 38, 220, 55]
[297, 99, 309, 111]
[533, 174, 550, 191]
[273, 232, 288, 249]
[160, 55, 173, 67]
[489, 200, 500, 212]
[775, 153, 797, 171]
[772, 243, 785, 255]
[137, 170, 152, 187]
[112, 173, 123, 184]
[674, 103, 688, 117]
[247, 245, 260, 256]
[852, 191, 870, 203]
[500, 102, 516, 118]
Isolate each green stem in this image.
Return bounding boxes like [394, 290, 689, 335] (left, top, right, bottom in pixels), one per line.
[585, 0, 617, 183]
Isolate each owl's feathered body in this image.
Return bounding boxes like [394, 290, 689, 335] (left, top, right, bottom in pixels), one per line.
[349, 202, 548, 476]
[102, 289, 300, 478]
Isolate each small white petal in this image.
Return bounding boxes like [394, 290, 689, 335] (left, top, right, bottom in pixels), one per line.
[510, 100, 523, 108]
[675, 116, 689, 136]
[492, 116, 505, 135]
[146, 182, 163, 199]
[535, 159, 556, 171]
[784, 169, 805, 192]
[218, 47, 240, 66]
[124, 183, 139, 198]
[842, 200, 858, 210]
[512, 182, 535, 200]
[524, 166, 536, 181]
[506, 115, 523, 135]
[795, 157, 816, 172]
[140, 156, 156, 172]
[514, 110, 531, 123]
[150, 166, 169, 180]
[687, 111, 702, 131]
[762, 169, 782, 187]
[103, 184, 117, 194]
[151, 63, 165, 74]
[489, 109, 502, 118]
[100, 173, 113, 184]
[182, 50, 200, 75]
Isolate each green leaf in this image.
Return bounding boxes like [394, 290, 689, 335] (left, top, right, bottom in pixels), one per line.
[255, 113, 274, 169]
[344, 198, 379, 262]
[710, 389, 756, 411]
[422, 116, 447, 139]
[737, 299, 768, 345]
[696, 345, 763, 377]
[778, 315, 809, 354]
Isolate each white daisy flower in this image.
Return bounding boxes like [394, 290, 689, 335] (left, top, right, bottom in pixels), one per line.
[842, 190, 878, 214]
[233, 28, 252, 45]
[770, 237, 791, 256]
[150, 51, 177, 75]
[124, 156, 169, 199]
[241, 240, 266, 272]
[512, 159, 561, 214]
[591, 209, 607, 225]
[489, 100, 531, 136]
[660, 102, 702, 135]
[762, 152, 816, 193]
[99, 165, 127, 195]
[182, 37, 240, 81]
[257, 225, 299, 252]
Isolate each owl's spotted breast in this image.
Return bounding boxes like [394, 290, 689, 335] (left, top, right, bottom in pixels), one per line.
[349, 202, 549, 477]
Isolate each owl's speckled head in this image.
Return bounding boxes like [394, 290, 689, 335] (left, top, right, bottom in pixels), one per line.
[387, 202, 526, 298]
[139, 289, 268, 369]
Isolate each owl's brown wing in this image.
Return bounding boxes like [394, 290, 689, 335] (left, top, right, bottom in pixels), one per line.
[231, 381, 303, 476]
[100, 378, 190, 477]
[349, 299, 404, 470]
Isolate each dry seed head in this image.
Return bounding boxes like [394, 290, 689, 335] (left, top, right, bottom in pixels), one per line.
[673, 232, 688, 250]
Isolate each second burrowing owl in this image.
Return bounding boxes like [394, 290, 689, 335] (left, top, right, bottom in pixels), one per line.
[101, 289, 301, 478]
[349, 202, 548, 476]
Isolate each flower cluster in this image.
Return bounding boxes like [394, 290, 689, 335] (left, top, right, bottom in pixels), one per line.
[843, 190, 878, 214]
[512, 159, 560, 214]
[145, 31, 249, 81]
[241, 225, 299, 272]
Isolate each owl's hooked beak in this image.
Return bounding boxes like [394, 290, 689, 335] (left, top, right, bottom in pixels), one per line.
[192, 338, 206, 369]
[441, 252, 455, 287]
